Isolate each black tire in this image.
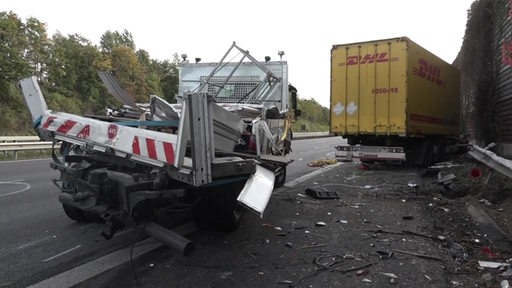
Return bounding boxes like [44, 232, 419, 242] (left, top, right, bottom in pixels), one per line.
[62, 203, 103, 223]
[62, 204, 88, 222]
[420, 140, 434, 168]
[274, 166, 287, 189]
[193, 180, 246, 233]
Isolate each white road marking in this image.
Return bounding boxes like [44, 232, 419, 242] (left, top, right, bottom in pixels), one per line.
[284, 163, 343, 188]
[41, 245, 81, 263]
[18, 236, 56, 250]
[0, 181, 30, 197]
[27, 222, 197, 288]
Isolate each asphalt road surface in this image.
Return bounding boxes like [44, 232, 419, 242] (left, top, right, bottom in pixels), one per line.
[0, 136, 344, 288]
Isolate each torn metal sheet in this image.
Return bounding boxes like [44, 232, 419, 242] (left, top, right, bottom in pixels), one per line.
[237, 165, 275, 217]
[468, 144, 512, 180]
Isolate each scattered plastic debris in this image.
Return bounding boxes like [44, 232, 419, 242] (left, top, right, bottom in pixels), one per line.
[285, 242, 293, 248]
[446, 241, 468, 261]
[407, 180, 418, 188]
[439, 207, 450, 213]
[478, 260, 510, 268]
[308, 159, 338, 167]
[305, 188, 340, 199]
[481, 246, 498, 259]
[277, 280, 293, 285]
[356, 270, 369, 276]
[481, 273, 493, 282]
[438, 172, 456, 188]
[315, 221, 326, 227]
[219, 271, 233, 279]
[380, 272, 398, 279]
[479, 198, 492, 206]
[376, 250, 393, 260]
[501, 267, 512, 277]
[362, 278, 372, 283]
[470, 167, 483, 178]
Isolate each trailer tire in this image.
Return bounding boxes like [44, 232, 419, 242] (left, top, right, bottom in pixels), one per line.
[419, 140, 434, 168]
[214, 199, 244, 233]
[194, 180, 246, 233]
[274, 166, 287, 189]
[62, 204, 88, 222]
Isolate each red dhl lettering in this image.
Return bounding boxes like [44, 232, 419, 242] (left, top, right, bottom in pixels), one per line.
[338, 53, 399, 67]
[412, 59, 446, 87]
[346, 53, 389, 65]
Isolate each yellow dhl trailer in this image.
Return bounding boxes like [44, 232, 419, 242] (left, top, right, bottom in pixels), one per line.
[330, 37, 461, 166]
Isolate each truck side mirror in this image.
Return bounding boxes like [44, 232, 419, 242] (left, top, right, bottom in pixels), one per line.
[289, 84, 300, 117]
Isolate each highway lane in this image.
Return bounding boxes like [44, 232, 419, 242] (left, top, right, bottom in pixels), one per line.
[0, 137, 343, 287]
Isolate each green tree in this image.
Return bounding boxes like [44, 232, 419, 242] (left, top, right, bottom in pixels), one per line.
[24, 17, 50, 78]
[0, 11, 30, 99]
[46, 33, 107, 112]
[100, 29, 135, 53]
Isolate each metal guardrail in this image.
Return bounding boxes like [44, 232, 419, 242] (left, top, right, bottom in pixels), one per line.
[0, 132, 332, 160]
[0, 136, 56, 160]
[468, 144, 512, 180]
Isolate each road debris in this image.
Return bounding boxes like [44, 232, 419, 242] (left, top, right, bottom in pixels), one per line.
[501, 267, 512, 277]
[478, 260, 510, 269]
[380, 272, 398, 279]
[302, 243, 326, 249]
[376, 250, 394, 260]
[356, 269, 369, 276]
[308, 159, 338, 167]
[438, 172, 457, 188]
[481, 246, 498, 259]
[313, 254, 374, 273]
[407, 180, 418, 188]
[305, 187, 340, 199]
[393, 249, 443, 261]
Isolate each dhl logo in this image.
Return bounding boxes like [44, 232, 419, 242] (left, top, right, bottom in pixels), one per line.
[412, 59, 446, 87]
[339, 53, 399, 66]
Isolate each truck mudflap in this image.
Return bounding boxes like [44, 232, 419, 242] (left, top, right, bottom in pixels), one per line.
[237, 164, 275, 217]
[335, 145, 406, 162]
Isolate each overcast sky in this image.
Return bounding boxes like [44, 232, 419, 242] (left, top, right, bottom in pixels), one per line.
[4, 0, 475, 107]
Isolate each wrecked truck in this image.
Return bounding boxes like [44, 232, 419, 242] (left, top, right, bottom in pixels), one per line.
[18, 42, 300, 256]
[330, 37, 463, 166]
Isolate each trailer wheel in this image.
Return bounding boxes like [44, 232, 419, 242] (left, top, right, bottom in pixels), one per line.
[419, 140, 434, 168]
[274, 166, 287, 189]
[194, 180, 246, 233]
[213, 198, 244, 233]
[62, 204, 103, 223]
[62, 204, 88, 222]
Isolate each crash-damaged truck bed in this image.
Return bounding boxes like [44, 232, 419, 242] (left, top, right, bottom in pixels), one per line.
[18, 42, 300, 255]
